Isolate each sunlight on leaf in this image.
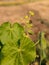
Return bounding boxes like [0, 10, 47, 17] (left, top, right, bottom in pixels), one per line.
[0, 22, 36, 65]
[1, 37, 36, 65]
[0, 22, 24, 44]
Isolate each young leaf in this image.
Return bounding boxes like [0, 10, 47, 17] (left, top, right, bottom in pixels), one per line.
[0, 22, 24, 44]
[1, 37, 36, 65]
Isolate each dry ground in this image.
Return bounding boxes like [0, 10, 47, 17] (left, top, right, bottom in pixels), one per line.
[0, 1, 49, 24]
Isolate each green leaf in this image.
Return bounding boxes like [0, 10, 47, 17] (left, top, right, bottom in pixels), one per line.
[39, 32, 47, 60]
[28, 30, 33, 35]
[0, 41, 4, 64]
[1, 37, 36, 65]
[0, 22, 24, 44]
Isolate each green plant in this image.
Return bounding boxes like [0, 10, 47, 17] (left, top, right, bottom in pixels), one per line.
[0, 22, 36, 65]
[36, 32, 49, 65]
[0, 21, 49, 65]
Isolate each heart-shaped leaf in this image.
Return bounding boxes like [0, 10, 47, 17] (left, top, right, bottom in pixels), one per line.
[1, 37, 36, 65]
